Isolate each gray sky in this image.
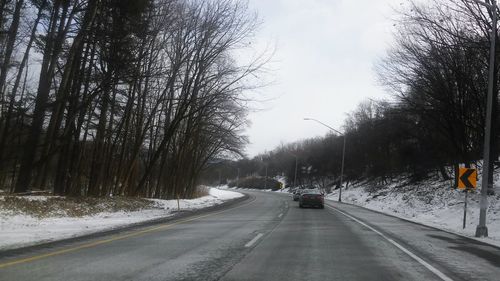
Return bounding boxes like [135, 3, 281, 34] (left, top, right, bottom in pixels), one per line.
[243, 0, 402, 157]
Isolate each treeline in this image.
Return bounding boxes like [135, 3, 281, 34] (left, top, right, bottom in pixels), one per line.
[205, 0, 500, 191]
[0, 0, 262, 198]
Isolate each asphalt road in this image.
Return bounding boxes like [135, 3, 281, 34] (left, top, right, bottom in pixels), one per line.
[1, 190, 500, 281]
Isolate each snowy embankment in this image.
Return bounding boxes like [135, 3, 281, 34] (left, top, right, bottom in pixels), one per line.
[326, 177, 500, 247]
[0, 188, 243, 251]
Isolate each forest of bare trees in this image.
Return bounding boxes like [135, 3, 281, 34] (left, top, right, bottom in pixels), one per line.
[209, 0, 500, 193]
[0, 0, 263, 198]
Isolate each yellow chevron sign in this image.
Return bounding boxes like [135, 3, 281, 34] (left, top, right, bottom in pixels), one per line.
[458, 168, 476, 190]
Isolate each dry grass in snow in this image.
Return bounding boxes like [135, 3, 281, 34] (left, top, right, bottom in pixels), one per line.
[0, 196, 155, 218]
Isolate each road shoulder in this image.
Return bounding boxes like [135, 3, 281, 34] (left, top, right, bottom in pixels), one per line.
[325, 199, 500, 281]
[0, 192, 250, 258]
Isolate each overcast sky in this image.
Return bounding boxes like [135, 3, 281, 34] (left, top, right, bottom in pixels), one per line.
[242, 0, 402, 157]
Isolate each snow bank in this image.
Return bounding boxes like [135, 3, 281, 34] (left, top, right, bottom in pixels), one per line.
[326, 178, 500, 247]
[209, 187, 244, 200]
[0, 188, 243, 251]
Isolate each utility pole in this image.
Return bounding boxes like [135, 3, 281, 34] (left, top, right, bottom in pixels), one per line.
[474, 0, 497, 238]
[218, 170, 222, 186]
[286, 152, 299, 188]
[237, 168, 240, 186]
[339, 135, 346, 202]
[264, 164, 268, 189]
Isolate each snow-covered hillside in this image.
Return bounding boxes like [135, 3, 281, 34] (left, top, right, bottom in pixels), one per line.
[326, 176, 500, 247]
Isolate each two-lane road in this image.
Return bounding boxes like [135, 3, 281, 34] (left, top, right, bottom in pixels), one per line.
[1, 190, 499, 280]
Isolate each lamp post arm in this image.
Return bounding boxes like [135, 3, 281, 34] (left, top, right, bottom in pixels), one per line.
[303, 118, 343, 135]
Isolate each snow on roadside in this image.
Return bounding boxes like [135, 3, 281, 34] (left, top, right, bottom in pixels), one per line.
[208, 187, 244, 200]
[0, 188, 243, 251]
[326, 179, 500, 247]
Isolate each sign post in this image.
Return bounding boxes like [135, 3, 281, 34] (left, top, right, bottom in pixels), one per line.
[463, 190, 468, 229]
[177, 194, 180, 211]
[457, 167, 477, 229]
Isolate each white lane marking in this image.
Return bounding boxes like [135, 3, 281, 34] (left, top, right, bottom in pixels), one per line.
[278, 213, 283, 218]
[245, 233, 264, 248]
[327, 205, 454, 281]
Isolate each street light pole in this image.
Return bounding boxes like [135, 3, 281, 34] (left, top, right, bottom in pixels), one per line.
[339, 135, 346, 202]
[265, 164, 268, 189]
[304, 117, 346, 202]
[473, 0, 497, 238]
[294, 156, 298, 188]
[286, 152, 299, 188]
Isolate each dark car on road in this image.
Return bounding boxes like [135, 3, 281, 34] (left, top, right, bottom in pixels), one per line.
[299, 189, 324, 208]
[292, 190, 302, 201]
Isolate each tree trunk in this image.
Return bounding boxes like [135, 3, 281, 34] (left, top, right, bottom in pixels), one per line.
[0, 0, 46, 168]
[0, 0, 24, 103]
[14, 0, 66, 193]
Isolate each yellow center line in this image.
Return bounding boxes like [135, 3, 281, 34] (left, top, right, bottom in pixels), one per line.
[0, 194, 256, 269]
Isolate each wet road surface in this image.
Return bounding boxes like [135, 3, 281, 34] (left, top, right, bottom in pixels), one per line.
[1, 190, 499, 281]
